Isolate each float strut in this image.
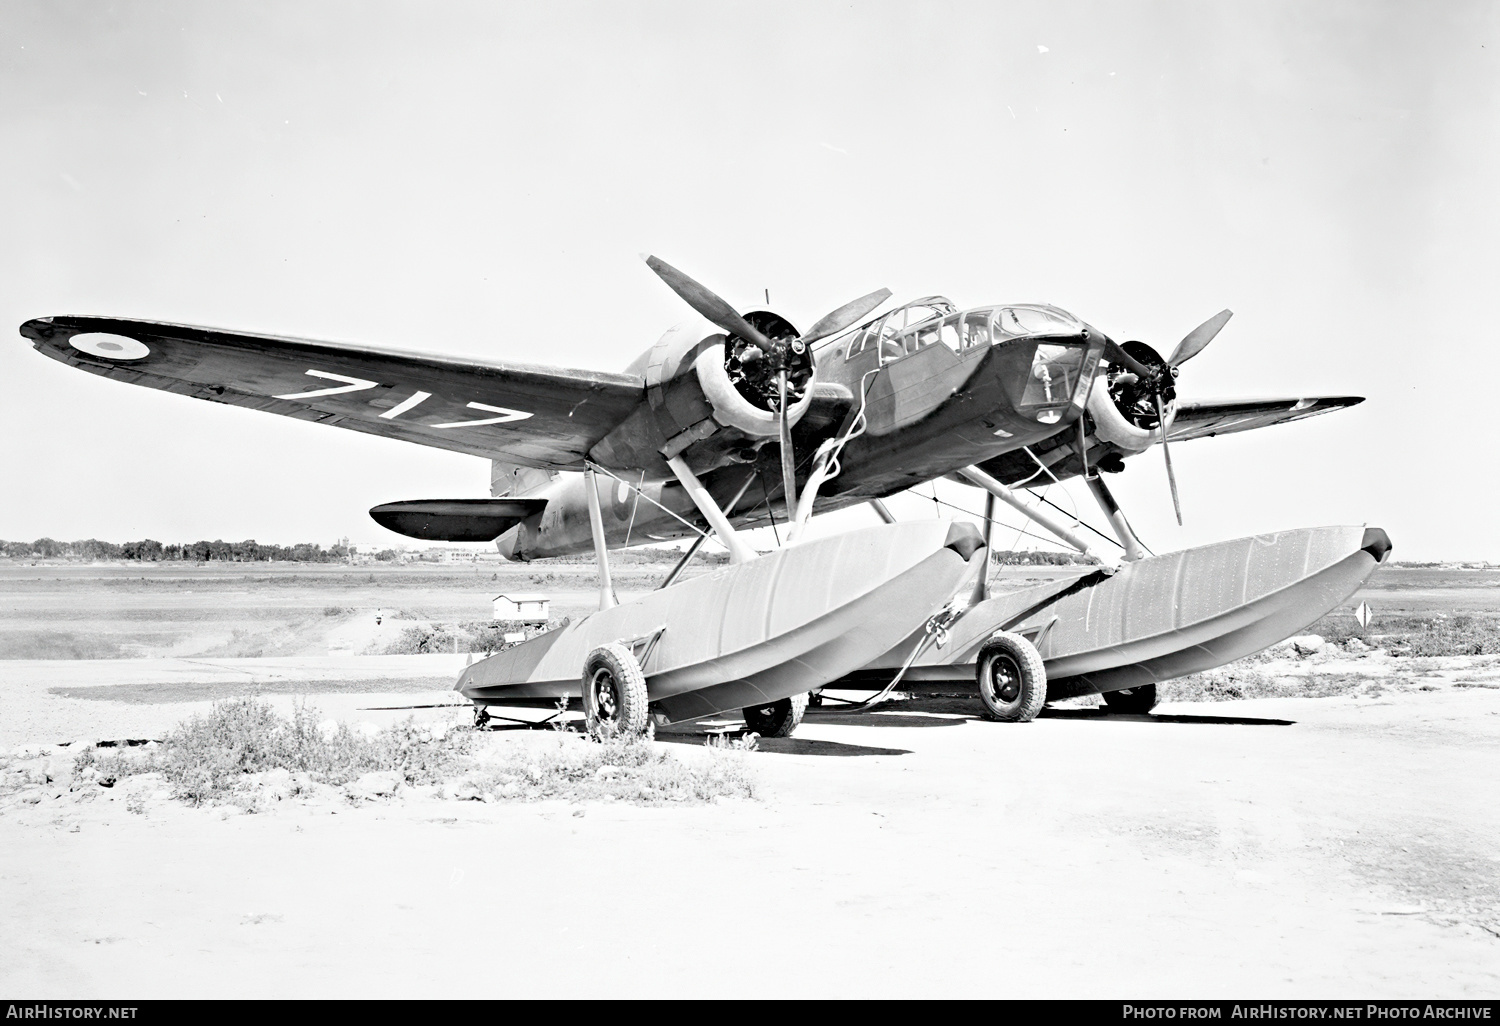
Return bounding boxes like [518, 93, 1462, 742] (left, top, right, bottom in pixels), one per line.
[583, 467, 617, 609]
[658, 534, 707, 590]
[665, 455, 758, 565]
[977, 491, 997, 602]
[868, 499, 897, 524]
[658, 471, 758, 588]
[1083, 473, 1149, 562]
[955, 466, 1095, 557]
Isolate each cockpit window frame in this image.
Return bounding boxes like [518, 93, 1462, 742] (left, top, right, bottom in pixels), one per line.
[839, 296, 958, 363]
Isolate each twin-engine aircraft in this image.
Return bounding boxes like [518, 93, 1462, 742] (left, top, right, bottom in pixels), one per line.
[22, 257, 1356, 566]
[21, 257, 1374, 736]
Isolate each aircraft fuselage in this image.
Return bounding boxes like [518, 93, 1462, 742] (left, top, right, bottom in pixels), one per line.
[497, 300, 1106, 559]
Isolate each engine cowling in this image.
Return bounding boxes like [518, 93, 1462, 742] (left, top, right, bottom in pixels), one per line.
[693, 309, 814, 437]
[1086, 339, 1177, 453]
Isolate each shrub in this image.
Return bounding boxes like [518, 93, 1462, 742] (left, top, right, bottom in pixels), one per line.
[75, 698, 471, 804]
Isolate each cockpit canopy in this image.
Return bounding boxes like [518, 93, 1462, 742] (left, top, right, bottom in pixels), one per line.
[834, 300, 1084, 363]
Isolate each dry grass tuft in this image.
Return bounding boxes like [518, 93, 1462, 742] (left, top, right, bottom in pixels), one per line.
[65, 698, 754, 808]
[1304, 612, 1500, 657]
[75, 698, 471, 805]
[456, 732, 755, 804]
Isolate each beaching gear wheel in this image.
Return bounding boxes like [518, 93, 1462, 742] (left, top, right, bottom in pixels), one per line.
[742, 693, 808, 737]
[1102, 683, 1158, 714]
[976, 632, 1046, 722]
[582, 643, 649, 739]
[473, 705, 491, 729]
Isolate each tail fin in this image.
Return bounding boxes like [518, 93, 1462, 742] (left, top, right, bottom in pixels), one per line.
[491, 461, 557, 498]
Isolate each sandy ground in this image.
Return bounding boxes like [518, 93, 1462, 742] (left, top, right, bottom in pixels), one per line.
[2, 653, 1498, 998]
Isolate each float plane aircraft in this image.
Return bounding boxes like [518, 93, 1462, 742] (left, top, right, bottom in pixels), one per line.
[21, 257, 1369, 736]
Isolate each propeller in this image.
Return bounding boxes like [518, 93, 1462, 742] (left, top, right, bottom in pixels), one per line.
[1169, 309, 1233, 368]
[1104, 310, 1232, 526]
[643, 254, 890, 523]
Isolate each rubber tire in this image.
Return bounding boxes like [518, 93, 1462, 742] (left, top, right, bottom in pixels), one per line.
[582, 643, 649, 740]
[975, 632, 1046, 723]
[742, 694, 808, 738]
[1102, 683, 1158, 714]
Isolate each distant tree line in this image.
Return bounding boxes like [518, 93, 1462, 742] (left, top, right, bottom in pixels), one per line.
[1, 537, 1099, 566]
[992, 549, 1102, 566]
[0, 538, 376, 562]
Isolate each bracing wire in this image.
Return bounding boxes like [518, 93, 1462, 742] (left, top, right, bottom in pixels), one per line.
[621, 468, 645, 548]
[585, 461, 712, 544]
[923, 485, 1123, 555]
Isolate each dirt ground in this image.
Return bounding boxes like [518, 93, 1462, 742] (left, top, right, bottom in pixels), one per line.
[2, 666, 1499, 997]
[2, 561, 1497, 997]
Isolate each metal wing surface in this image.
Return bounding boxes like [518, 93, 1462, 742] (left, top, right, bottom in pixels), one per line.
[1167, 396, 1364, 444]
[21, 315, 645, 470]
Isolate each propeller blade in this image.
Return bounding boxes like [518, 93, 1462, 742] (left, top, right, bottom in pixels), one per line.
[1155, 393, 1182, 526]
[799, 288, 892, 345]
[777, 370, 798, 522]
[1169, 309, 1233, 367]
[1103, 338, 1155, 379]
[642, 254, 775, 352]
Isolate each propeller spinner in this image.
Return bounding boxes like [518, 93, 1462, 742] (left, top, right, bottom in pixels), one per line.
[643, 254, 889, 522]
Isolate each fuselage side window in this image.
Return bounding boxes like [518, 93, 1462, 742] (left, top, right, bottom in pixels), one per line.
[961, 310, 992, 349]
[906, 317, 942, 354]
[938, 314, 963, 352]
[847, 298, 962, 362]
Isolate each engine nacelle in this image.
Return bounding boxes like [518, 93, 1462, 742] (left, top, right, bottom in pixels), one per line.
[594, 311, 815, 473]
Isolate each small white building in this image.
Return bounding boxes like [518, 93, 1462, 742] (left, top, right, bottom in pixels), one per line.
[493, 593, 550, 623]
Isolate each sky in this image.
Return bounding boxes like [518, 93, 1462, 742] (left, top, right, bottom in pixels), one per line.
[1, 0, 1496, 560]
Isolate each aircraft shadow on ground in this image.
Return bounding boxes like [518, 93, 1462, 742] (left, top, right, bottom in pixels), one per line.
[656, 733, 912, 757]
[466, 702, 1294, 739]
[802, 711, 967, 728]
[1037, 707, 1297, 726]
[473, 719, 913, 756]
[822, 694, 1296, 727]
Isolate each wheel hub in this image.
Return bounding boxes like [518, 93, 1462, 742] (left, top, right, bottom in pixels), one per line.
[592, 668, 620, 722]
[986, 654, 1022, 704]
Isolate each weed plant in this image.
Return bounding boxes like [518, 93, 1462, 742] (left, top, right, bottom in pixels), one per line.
[463, 731, 755, 804]
[75, 698, 471, 804]
[69, 697, 754, 807]
[1303, 611, 1500, 657]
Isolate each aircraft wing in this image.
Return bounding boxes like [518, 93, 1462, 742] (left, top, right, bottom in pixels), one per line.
[1167, 396, 1364, 444]
[21, 315, 645, 470]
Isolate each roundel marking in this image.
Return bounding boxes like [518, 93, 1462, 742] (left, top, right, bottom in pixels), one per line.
[69, 333, 151, 361]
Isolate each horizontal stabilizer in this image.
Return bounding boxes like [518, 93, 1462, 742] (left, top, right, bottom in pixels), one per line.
[369, 498, 548, 542]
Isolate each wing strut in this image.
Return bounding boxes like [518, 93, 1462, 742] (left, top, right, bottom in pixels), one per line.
[583, 467, 618, 610]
